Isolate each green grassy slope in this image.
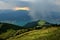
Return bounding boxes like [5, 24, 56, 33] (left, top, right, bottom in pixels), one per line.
[0, 20, 60, 40]
[0, 23, 25, 40]
[7, 27, 60, 40]
[0, 29, 16, 39]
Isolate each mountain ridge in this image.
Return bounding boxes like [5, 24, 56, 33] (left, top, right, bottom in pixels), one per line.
[0, 20, 60, 40]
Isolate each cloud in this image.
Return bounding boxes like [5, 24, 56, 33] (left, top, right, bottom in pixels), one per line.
[19, 0, 35, 2]
[55, 0, 60, 5]
[28, 0, 60, 21]
[0, 0, 60, 21]
[0, 1, 15, 9]
[0, 1, 11, 9]
[20, 0, 31, 2]
[0, 0, 31, 10]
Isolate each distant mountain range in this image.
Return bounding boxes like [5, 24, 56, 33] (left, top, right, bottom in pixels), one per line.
[0, 10, 60, 26]
[0, 10, 31, 21]
[0, 10, 32, 26]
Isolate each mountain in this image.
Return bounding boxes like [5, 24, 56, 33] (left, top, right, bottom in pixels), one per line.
[0, 10, 60, 26]
[24, 20, 52, 28]
[0, 20, 60, 40]
[24, 21, 38, 28]
[7, 26, 60, 40]
[0, 22, 26, 40]
[0, 10, 32, 26]
[0, 23, 25, 34]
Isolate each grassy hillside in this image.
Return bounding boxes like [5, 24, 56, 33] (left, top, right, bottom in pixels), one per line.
[0, 20, 60, 40]
[7, 27, 60, 40]
[0, 23, 26, 40]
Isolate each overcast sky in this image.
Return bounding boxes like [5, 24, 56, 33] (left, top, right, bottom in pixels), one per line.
[0, 0, 59, 9]
[0, 0, 60, 21]
[0, 0, 60, 11]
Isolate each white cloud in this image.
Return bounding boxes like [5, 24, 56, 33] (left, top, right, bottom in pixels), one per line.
[0, 1, 16, 10]
[0, 1, 11, 9]
[19, 0, 35, 2]
[0, 0, 31, 10]
[0, 0, 60, 21]
[55, 0, 60, 5]
[28, 0, 60, 20]
[20, 0, 31, 1]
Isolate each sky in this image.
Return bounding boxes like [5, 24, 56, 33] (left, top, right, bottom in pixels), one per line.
[0, 0, 59, 10]
[0, 0, 60, 21]
[0, 0, 60, 11]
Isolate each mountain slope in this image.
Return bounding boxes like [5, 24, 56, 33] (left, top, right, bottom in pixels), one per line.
[0, 10, 31, 21]
[0, 23, 25, 40]
[24, 20, 51, 28]
[0, 10, 31, 26]
[0, 20, 60, 40]
[7, 27, 60, 40]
